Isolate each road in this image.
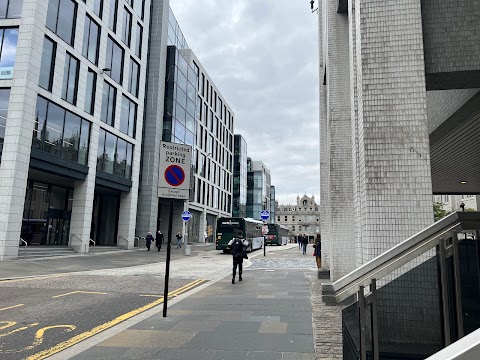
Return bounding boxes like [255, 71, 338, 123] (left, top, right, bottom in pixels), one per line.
[0, 244, 305, 359]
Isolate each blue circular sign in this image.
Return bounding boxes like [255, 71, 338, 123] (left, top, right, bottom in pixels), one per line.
[165, 165, 185, 187]
[260, 210, 270, 220]
[182, 211, 192, 221]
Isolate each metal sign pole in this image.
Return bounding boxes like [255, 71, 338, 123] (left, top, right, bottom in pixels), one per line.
[163, 198, 174, 317]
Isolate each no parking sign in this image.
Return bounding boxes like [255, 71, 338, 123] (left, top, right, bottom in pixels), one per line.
[158, 142, 192, 199]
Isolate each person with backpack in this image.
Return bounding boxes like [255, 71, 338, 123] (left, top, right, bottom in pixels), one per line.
[228, 230, 249, 284]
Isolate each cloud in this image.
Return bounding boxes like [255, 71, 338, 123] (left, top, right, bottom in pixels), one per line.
[171, 0, 320, 205]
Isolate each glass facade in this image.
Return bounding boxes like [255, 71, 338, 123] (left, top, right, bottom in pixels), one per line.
[46, 0, 77, 46]
[33, 96, 91, 165]
[82, 15, 100, 65]
[167, 7, 188, 49]
[233, 135, 247, 217]
[39, 36, 56, 91]
[106, 36, 124, 84]
[246, 159, 271, 220]
[0, 0, 23, 19]
[162, 46, 197, 148]
[0, 27, 18, 80]
[96, 128, 133, 180]
[0, 88, 10, 162]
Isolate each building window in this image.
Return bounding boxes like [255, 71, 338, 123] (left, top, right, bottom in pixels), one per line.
[277, 216, 280, 222]
[134, 0, 144, 19]
[0, 27, 18, 80]
[120, 95, 136, 138]
[97, 128, 133, 180]
[108, 0, 118, 32]
[101, 81, 116, 126]
[93, 0, 102, 18]
[61, 53, 79, 105]
[46, 0, 77, 46]
[84, 68, 96, 115]
[128, 58, 139, 97]
[0, 0, 23, 18]
[106, 36, 124, 84]
[0, 88, 10, 162]
[284, 216, 287, 221]
[121, 7, 132, 47]
[82, 15, 100, 65]
[135, 22, 142, 58]
[33, 96, 91, 165]
[38, 36, 56, 91]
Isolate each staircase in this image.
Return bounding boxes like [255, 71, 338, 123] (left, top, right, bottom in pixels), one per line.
[19, 246, 76, 260]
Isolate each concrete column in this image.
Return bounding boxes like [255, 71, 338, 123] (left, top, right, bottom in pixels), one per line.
[325, 0, 356, 280]
[136, 0, 170, 237]
[0, 1, 46, 260]
[69, 123, 99, 253]
[199, 208, 207, 244]
[354, 0, 433, 262]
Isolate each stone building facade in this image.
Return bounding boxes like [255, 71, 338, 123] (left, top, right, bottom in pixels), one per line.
[275, 195, 320, 242]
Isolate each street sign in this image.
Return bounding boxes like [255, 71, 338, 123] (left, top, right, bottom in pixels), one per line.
[260, 210, 270, 220]
[158, 142, 192, 199]
[262, 225, 269, 235]
[182, 211, 192, 221]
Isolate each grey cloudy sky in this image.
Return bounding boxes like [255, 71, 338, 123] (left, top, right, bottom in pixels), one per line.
[171, 0, 320, 205]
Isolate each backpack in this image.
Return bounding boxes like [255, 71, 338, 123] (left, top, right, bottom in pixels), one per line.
[231, 238, 244, 257]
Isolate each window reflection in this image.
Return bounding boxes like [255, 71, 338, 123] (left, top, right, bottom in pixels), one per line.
[0, 88, 10, 162]
[46, 0, 77, 46]
[34, 96, 90, 165]
[106, 36, 124, 84]
[101, 81, 116, 126]
[97, 128, 133, 180]
[0, 0, 23, 19]
[83, 15, 100, 65]
[0, 27, 18, 79]
[38, 37, 56, 91]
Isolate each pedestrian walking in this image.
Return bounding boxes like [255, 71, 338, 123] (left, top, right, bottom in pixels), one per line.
[145, 232, 154, 251]
[313, 234, 322, 268]
[228, 230, 249, 284]
[176, 232, 182, 248]
[156, 230, 164, 252]
[302, 234, 308, 255]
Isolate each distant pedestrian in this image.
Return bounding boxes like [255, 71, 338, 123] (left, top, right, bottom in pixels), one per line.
[228, 230, 249, 284]
[176, 232, 182, 248]
[156, 230, 164, 252]
[302, 234, 308, 255]
[145, 232, 154, 251]
[460, 202, 465, 212]
[313, 234, 322, 268]
[298, 234, 302, 249]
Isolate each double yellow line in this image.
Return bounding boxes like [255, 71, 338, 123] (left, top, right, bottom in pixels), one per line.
[26, 279, 206, 360]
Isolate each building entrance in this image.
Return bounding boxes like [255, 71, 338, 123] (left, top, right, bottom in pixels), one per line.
[91, 187, 120, 246]
[22, 181, 73, 245]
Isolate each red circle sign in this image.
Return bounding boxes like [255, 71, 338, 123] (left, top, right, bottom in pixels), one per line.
[164, 165, 185, 187]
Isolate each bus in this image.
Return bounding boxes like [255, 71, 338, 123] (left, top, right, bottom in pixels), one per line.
[264, 224, 289, 246]
[216, 217, 264, 253]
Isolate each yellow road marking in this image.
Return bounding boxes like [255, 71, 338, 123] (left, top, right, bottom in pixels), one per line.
[139, 279, 204, 298]
[26, 279, 206, 360]
[0, 323, 39, 338]
[0, 274, 66, 284]
[139, 294, 162, 297]
[0, 321, 17, 331]
[4, 325, 76, 354]
[52, 291, 107, 299]
[0, 304, 24, 311]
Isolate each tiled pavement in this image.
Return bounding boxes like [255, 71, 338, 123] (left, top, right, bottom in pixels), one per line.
[70, 258, 316, 360]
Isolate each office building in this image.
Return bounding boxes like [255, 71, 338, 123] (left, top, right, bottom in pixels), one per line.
[136, 1, 234, 245]
[0, 0, 149, 260]
[232, 134, 247, 218]
[246, 158, 272, 222]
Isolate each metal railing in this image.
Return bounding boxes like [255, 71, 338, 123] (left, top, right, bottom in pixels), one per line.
[19, 238, 27, 260]
[117, 235, 130, 250]
[322, 211, 480, 304]
[70, 234, 88, 254]
[89, 239, 95, 254]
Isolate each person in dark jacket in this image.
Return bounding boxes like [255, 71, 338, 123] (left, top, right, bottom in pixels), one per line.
[228, 230, 249, 284]
[145, 232, 154, 251]
[176, 232, 182, 248]
[298, 234, 302, 249]
[313, 234, 322, 268]
[155, 230, 164, 252]
[302, 234, 308, 255]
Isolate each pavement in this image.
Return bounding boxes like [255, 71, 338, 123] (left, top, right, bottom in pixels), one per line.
[0, 243, 336, 360]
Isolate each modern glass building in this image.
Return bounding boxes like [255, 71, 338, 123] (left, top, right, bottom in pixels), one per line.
[233, 134, 247, 218]
[0, 0, 149, 260]
[136, 1, 234, 244]
[246, 158, 272, 222]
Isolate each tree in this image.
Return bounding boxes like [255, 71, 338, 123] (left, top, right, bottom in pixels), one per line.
[434, 202, 449, 222]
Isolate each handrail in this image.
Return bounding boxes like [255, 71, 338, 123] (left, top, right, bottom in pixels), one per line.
[118, 235, 130, 250]
[322, 212, 480, 304]
[71, 234, 88, 254]
[89, 239, 95, 254]
[19, 238, 27, 260]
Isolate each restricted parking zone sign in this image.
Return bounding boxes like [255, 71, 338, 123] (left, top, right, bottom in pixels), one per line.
[158, 142, 192, 199]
